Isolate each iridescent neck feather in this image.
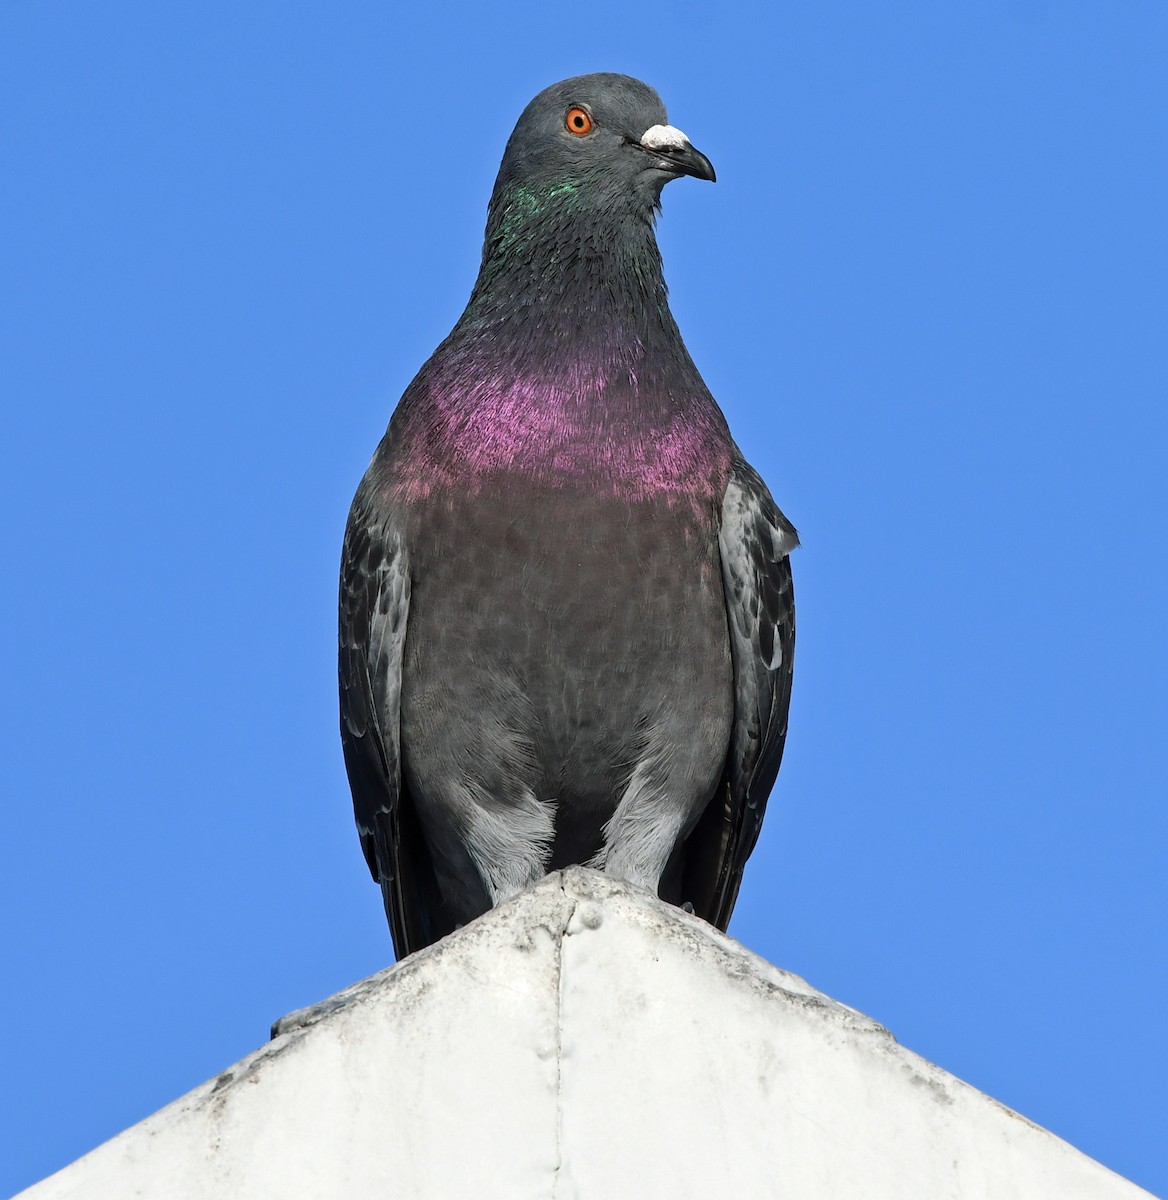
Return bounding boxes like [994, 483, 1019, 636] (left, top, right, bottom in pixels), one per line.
[388, 176, 731, 500]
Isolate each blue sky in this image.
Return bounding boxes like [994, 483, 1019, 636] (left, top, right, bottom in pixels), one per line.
[2, 2, 1165, 1195]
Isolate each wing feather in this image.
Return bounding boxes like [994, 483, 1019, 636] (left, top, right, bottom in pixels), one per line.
[690, 457, 797, 930]
[338, 493, 419, 956]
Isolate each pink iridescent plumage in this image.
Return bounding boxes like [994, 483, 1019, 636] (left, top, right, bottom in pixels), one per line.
[390, 342, 730, 501]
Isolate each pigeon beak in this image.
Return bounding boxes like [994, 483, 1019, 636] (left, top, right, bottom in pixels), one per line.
[638, 124, 717, 183]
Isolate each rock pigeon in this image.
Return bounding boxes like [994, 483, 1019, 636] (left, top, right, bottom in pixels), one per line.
[340, 73, 797, 958]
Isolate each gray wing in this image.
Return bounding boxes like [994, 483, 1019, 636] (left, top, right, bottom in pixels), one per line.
[687, 456, 797, 931]
[338, 492, 422, 958]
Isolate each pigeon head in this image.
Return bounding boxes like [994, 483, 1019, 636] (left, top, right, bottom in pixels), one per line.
[467, 74, 715, 339]
[490, 73, 716, 210]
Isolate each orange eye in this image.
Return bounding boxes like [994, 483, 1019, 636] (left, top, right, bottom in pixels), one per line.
[565, 106, 593, 136]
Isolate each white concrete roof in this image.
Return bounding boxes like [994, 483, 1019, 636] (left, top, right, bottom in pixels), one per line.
[18, 868, 1153, 1199]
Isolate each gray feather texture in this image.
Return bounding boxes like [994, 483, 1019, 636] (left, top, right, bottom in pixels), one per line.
[339, 73, 797, 958]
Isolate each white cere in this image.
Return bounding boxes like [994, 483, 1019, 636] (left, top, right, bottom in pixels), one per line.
[639, 123, 692, 152]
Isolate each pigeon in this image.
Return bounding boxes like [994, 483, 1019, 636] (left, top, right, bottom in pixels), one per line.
[340, 73, 797, 958]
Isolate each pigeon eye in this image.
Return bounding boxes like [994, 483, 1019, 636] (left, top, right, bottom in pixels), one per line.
[565, 106, 593, 136]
